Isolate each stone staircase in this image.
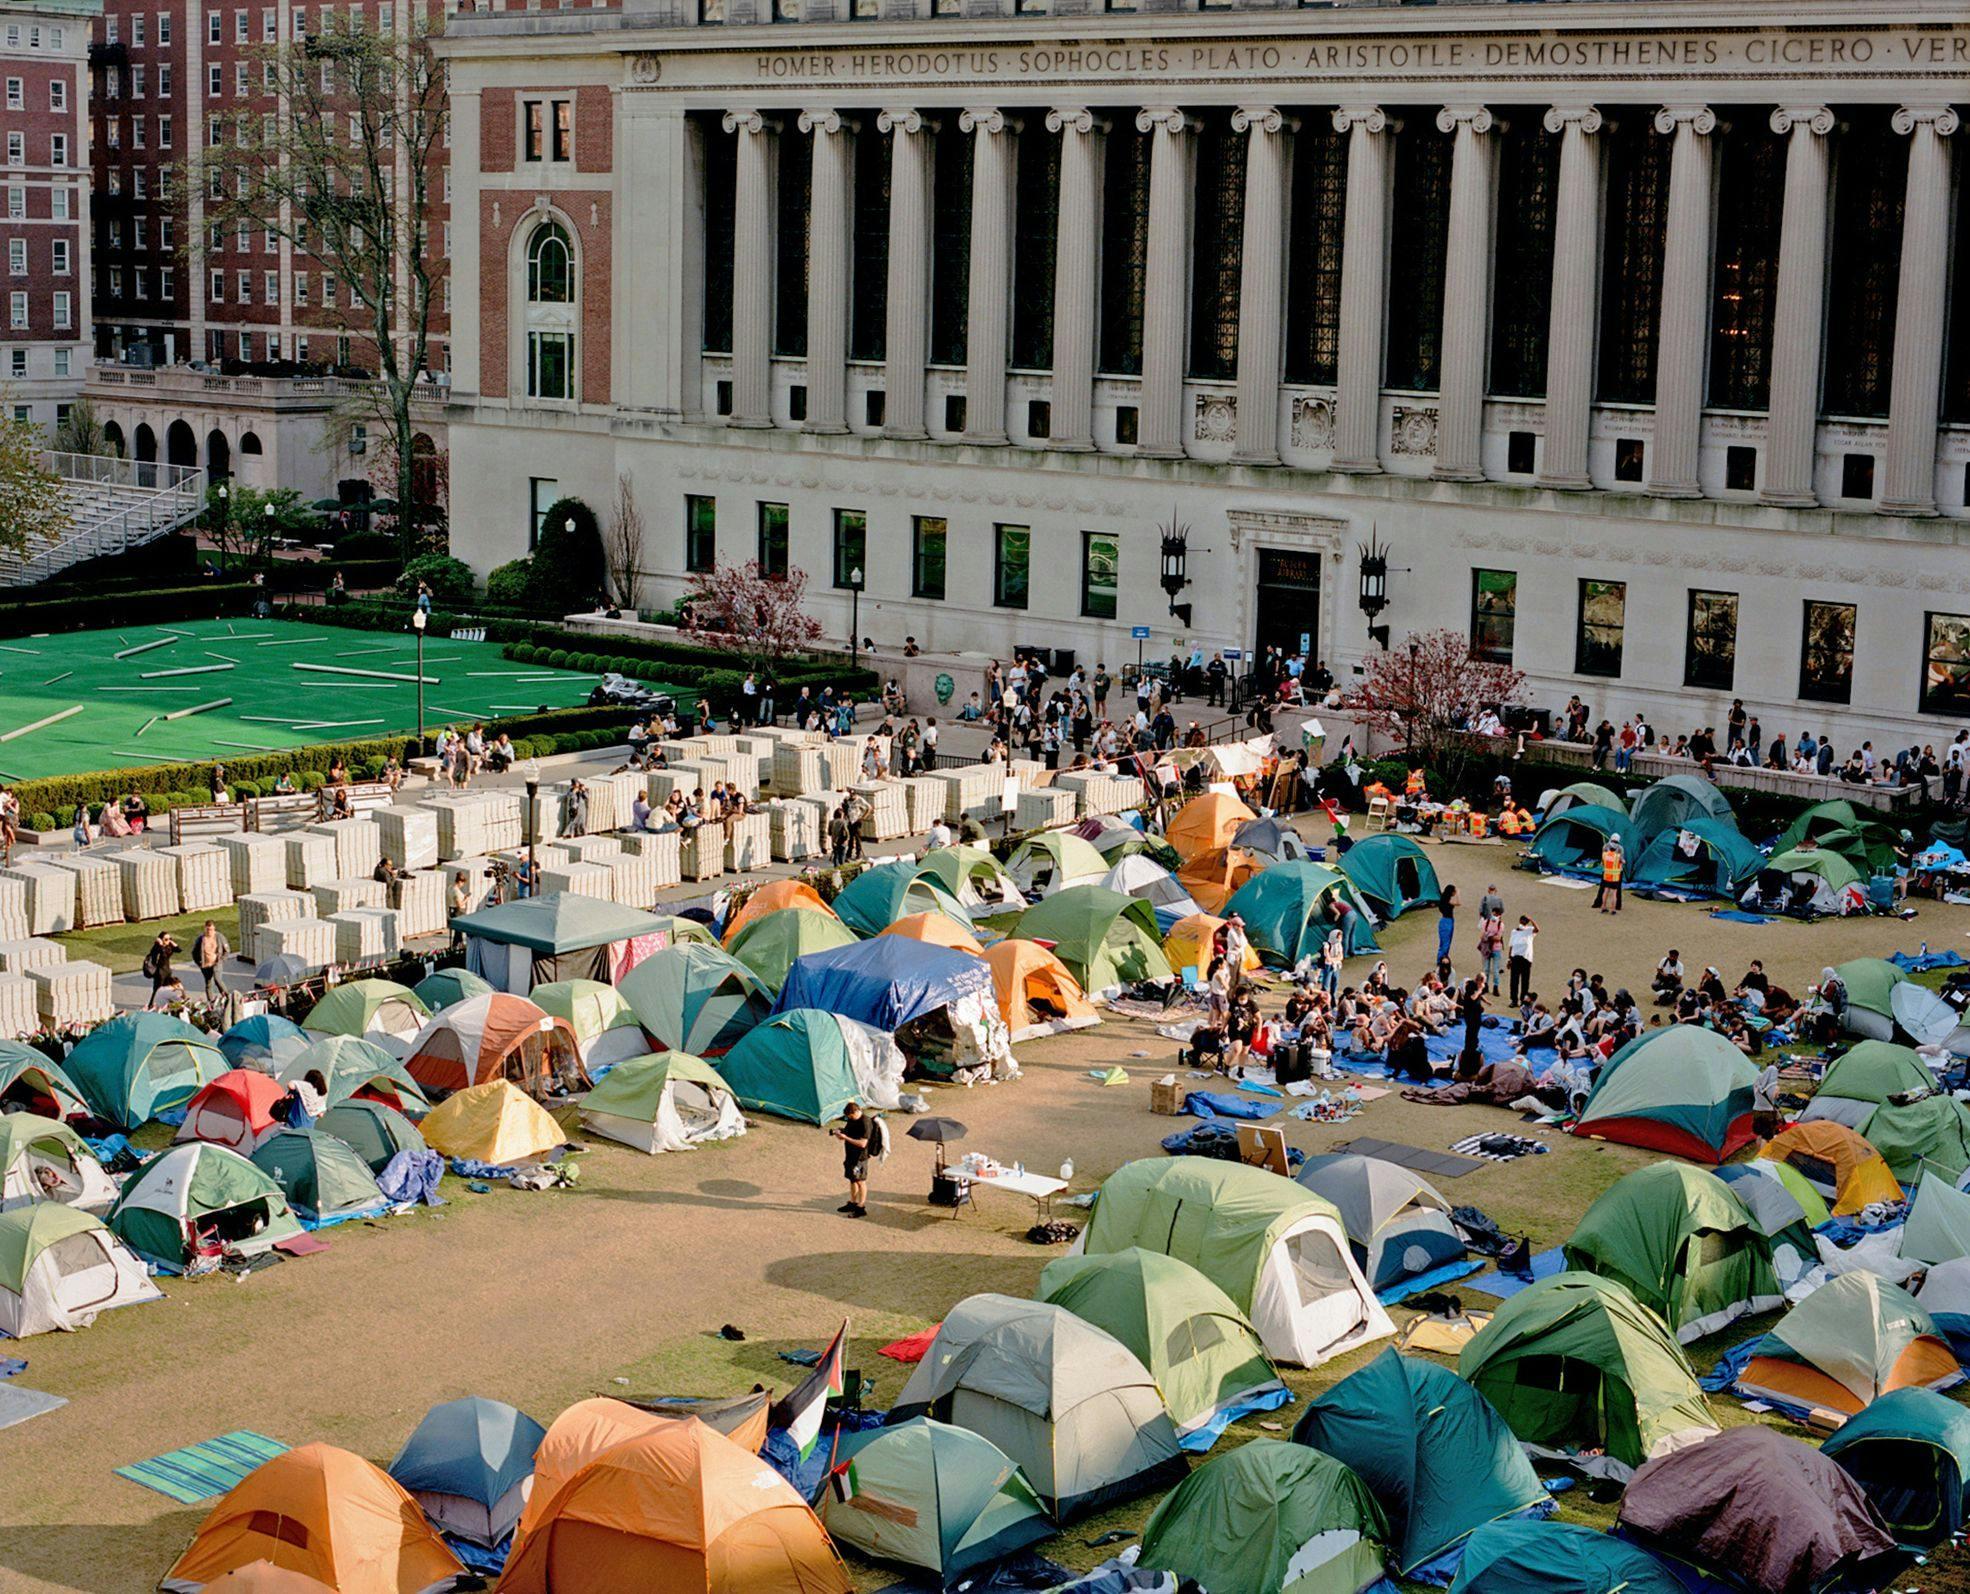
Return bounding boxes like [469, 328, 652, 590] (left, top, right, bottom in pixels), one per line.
[0, 451, 206, 586]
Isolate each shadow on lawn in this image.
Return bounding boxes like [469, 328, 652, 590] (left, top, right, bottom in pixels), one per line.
[0, 1508, 204, 1591]
[763, 1249, 1038, 1310]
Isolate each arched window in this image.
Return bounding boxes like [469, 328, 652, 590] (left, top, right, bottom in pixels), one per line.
[525, 220, 575, 401]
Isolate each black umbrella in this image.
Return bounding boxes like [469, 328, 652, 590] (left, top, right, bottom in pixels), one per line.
[906, 1117, 968, 1144]
[253, 953, 312, 986]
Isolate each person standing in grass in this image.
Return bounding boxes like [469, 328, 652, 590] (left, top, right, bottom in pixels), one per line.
[832, 1102, 873, 1219]
[1435, 883, 1459, 966]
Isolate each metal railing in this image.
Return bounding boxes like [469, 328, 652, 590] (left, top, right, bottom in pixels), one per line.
[1, 453, 207, 586]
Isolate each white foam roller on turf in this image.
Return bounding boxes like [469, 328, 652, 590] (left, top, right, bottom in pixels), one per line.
[29, 959, 112, 1026]
[307, 819, 381, 878]
[219, 833, 286, 894]
[114, 850, 180, 921]
[1, 863, 75, 934]
[239, 889, 312, 943]
[253, 918, 335, 973]
[0, 972, 36, 1039]
[47, 855, 121, 929]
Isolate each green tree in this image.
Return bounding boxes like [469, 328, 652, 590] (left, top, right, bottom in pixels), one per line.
[527, 498, 605, 613]
[0, 408, 70, 560]
[395, 553, 475, 605]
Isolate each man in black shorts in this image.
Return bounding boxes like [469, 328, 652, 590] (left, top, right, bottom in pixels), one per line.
[832, 1102, 873, 1219]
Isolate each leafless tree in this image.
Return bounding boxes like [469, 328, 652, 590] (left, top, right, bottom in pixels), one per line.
[607, 473, 647, 611]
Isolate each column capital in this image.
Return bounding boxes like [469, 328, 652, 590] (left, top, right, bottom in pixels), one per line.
[797, 108, 844, 136]
[1332, 105, 1391, 135]
[876, 107, 924, 135]
[1894, 105, 1961, 136]
[1770, 105, 1834, 137]
[958, 107, 1010, 135]
[721, 108, 767, 136]
[1230, 105, 1284, 135]
[1135, 106, 1191, 136]
[1542, 104, 1603, 135]
[1435, 104, 1496, 135]
[1653, 104, 1717, 136]
[1046, 107, 1100, 135]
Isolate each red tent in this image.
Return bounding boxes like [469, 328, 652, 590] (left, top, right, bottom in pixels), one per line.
[175, 1070, 290, 1153]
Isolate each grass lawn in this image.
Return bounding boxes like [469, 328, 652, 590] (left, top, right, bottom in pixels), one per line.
[54, 904, 241, 975]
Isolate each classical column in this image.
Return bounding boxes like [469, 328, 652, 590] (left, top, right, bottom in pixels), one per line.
[1881, 105, 1960, 517]
[1646, 104, 1717, 497]
[962, 107, 1015, 445]
[880, 108, 932, 440]
[1136, 106, 1193, 457]
[800, 109, 851, 434]
[1433, 104, 1499, 482]
[1047, 108, 1101, 451]
[1332, 106, 1395, 473]
[724, 109, 775, 428]
[1538, 105, 1603, 489]
[1761, 105, 1834, 507]
[1231, 106, 1288, 464]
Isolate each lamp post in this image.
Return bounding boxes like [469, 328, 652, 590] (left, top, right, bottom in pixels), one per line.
[411, 608, 427, 754]
[848, 565, 864, 673]
[1357, 534, 1391, 651]
[524, 774, 539, 898]
[1158, 523, 1191, 630]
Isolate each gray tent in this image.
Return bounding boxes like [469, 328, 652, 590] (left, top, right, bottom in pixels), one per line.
[890, 1293, 1187, 1522]
[1295, 1153, 1467, 1294]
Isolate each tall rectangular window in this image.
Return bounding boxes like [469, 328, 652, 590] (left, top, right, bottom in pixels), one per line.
[685, 494, 716, 572]
[848, 125, 889, 362]
[1824, 115, 1905, 418]
[1186, 111, 1245, 381]
[528, 478, 559, 548]
[552, 100, 572, 162]
[911, 516, 947, 599]
[1576, 579, 1626, 677]
[1708, 121, 1786, 410]
[1923, 612, 1970, 717]
[1383, 118, 1452, 391]
[1097, 122, 1150, 376]
[929, 129, 971, 366]
[1471, 569, 1518, 663]
[756, 502, 790, 577]
[527, 332, 572, 400]
[1010, 124, 1059, 370]
[993, 524, 1031, 609]
[774, 125, 811, 357]
[700, 118, 736, 355]
[523, 100, 544, 161]
[1597, 120, 1671, 404]
[1800, 599, 1856, 704]
[832, 508, 866, 589]
[1284, 121, 1347, 386]
[1684, 590, 1739, 690]
[1081, 531, 1119, 619]
[1488, 120, 1558, 399]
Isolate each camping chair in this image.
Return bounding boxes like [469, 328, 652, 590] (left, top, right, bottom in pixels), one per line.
[1162, 968, 1210, 1015]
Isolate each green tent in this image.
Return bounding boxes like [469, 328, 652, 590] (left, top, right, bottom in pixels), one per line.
[107, 1141, 303, 1266]
[1224, 862, 1380, 965]
[63, 1013, 226, 1130]
[1458, 1272, 1718, 1466]
[1712, 1164, 1824, 1286]
[282, 1035, 428, 1114]
[412, 968, 495, 1011]
[1630, 818, 1766, 898]
[578, 1051, 744, 1153]
[1449, 1520, 1684, 1594]
[1528, 804, 1630, 877]
[1766, 848, 1867, 915]
[915, 844, 1026, 912]
[1336, 834, 1442, 922]
[725, 907, 859, 995]
[1811, 825, 1902, 876]
[302, 978, 431, 1038]
[530, 978, 647, 1070]
[1079, 1156, 1390, 1367]
[0, 1111, 118, 1212]
[1904, 1172, 1970, 1266]
[1138, 1440, 1389, 1594]
[1739, 1272, 1957, 1414]
[1005, 832, 1110, 896]
[1775, 800, 1904, 870]
[645, 914, 717, 946]
[1563, 1164, 1781, 1343]
[1544, 781, 1628, 817]
[1803, 1040, 1936, 1129]
[0, 1040, 88, 1120]
[1083, 820, 1183, 872]
[1037, 1248, 1285, 1447]
[822, 1418, 1051, 1582]
[1864, 1094, 1970, 1183]
[1011, 887, 1173, 994]
[832, 860, 971, 936]
[0, 1201, 161, 1337]
[1627, 773, 1732, 844]
[316, 1098, 428, 1174]
[1822, 1387, 1970, 1549]
[1838, 956, 1910, 1017]
[617, 943, 769, 1055]
[250, 1127, 389, 1223]
[714, 1010, 862, 1124]
[1293, 1349, 1546, 1576]
[1574, 1025, 1758, 1163]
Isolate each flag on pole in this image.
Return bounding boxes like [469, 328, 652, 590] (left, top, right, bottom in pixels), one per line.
[771, 1319, 847, 1460]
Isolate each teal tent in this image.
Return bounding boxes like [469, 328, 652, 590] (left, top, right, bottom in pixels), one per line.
[617, 943, 770, 1056]
[1449, 1520, 1684, 1594]
[451, 893, 671, 988]
[1821, 1387, 1970, 1549]
[0, 1041, 89, 1120]
[1628, 774, 1732, 844]
[832, 859, 970, 936]
[1863, 1094, 1970, 1184]
[1528, 804, 1629, 877]
[1224, 862, 1379, 966]
[413, 968, 496, 1011]
[1542, 782, 1628, 818]
[1631, 818, 1765, 898]
[714, 1009, 862, 1124]
[249, 1127, 389, 1223]
[1293, 1348, 1546, 1575]
[63, 1014, 226, 1130]
[1337, 834, 1442, 922]
[316, 1098, 428, 1174]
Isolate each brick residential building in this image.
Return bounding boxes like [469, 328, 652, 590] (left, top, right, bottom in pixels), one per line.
[0, 0, 93, 433]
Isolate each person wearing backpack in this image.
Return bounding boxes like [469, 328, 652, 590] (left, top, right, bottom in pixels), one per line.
[142, 931, 179, 1007]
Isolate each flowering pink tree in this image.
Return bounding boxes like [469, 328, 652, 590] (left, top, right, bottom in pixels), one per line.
[681, 560, 824, 676]
[1341, 627, 1526, 780]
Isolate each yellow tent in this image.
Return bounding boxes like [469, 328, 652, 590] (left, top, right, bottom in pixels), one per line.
[1166, 792, 1257, 862]
[982, 941, 1098, 1041]
[878, 911, 986, 957]
[1164, 913, 1260, 978]
[724, 880, 837, 946]
[420, 1079, 567, 1166]
[1759, 1120, 1904, 1217]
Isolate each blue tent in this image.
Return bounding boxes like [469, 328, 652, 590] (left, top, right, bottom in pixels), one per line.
[215, 1014, 312, 1073]
[388, 1394, 547, 1548]
[1630, 817, 1765, 898]
[1628, 774, 1732, 846]
[775, 937, 994, 1031]
[1528, 804, 1630, 877]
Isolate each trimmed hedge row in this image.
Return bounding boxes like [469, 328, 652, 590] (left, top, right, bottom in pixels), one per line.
[3, 583, 261, 636]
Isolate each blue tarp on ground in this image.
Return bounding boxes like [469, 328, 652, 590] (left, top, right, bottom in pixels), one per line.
[1182, 1091, 1276, 1121]
[1424, 1025, 1521, 1072]
[1892, 949, 1969, 972]
[773, 937, 993, 1031]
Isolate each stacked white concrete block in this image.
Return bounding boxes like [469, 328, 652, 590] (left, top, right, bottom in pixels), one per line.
[620, 831, 681, 889]
[308, 818, 382, 877]
[394, 870, 447, 939]
[328, 906, 400, 965]
[1016, 788, 1079, 830]
[425, 796, 494, 861]
[562, 835, 622, 865]
[0, 973, 36, 1038]
[114, 851, 180, 921]
[933, 767, 1005, 825]
[48, 855, 121, 929]
[30, 959, 111, 1026]
[479, 792, 524, 853]
[284, 833, 340, 891]
[820, 741, 863, 789]
[771, 742, 829, 797]
[253, 918, 336, 974]
[239, 889, 312, 945]
[768, 801, 821, 862]
[679, 829, 721, 882]
[220, 833, 287, 894]
[0, 938, 63, 975]
[647, 766, 704, 805]
[522, 790, 562, 846]
[1057, 771, 1146, 814]
[541, 861, 614, 901]
[376, 808, 439, 871]
[312, 878, 387, 916]
[1009, 759, 1047, 787]
[0, 877, 26, 942]
[605, 850, 659, 909]
[726, 812, 772, 872]
[853, 782, 910, 841]
[439, 858, 497, 915]
[493, 843, 573, 877]
[592, 772, 645, 833]
[2, 864, 74, 935]
[901, 777, 946, 833]
[160, 844, 229, 914]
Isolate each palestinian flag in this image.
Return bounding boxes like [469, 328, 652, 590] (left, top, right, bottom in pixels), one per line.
[771, 1318, 847, 1460]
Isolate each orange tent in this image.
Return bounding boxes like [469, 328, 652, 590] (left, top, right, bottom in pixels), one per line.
[1176, 846, 1263, 914]
[1164, 913, 1260, 977]
[161, 1444, 465, 1593]
[497, 1418, 851, 1594]
[516, 1399, 687, 1546]
[201, 1566, 336, 1593]
[403, 993, 581, 1097]
[1759, 1120, 1904, 1216]
[723, 881, 837, 947]
[984, 940, 1098, 1040]
[879, 911, 986, 957]
[1165, 793, 1257, 862]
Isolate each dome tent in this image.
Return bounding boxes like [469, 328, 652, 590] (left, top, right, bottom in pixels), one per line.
[404, 992, 581, 1097]
[982, 940, 1098, 1041]
[831, 858, 970, 936]
[916, 843, 1026, 911]
[1801, 1039, 1936, 1128]
[1457, 1272, 1719, 1466]
[820, 1419, 1051, 1585]
[1863, 1092, 1970, 1183]
[316, 1098, 428, 1175]
[1836, 956, 1912, 1036]
[107, 1141, 303, 1267]
[1077, 1156, 1392, 1366]
[1758, 1119, 1903, 1214]
[280, 1035, 427, 1115]
[1630, 818, 1766, 898]
[1138, 1441, 1390, 1594]
[198, 1565, 336, 1593]
[419, 1079, 566, 1166]
[1224, 862, 1380, 965]
[1174, 845, 1264, 915]
[1011, 887, 1173, 996]
[714, 1009, 904, 1123]
[1295, 1152, 1466, 1295]
[250, 1127, 389, 1224]
[721, 877, 835, 946]
[1711, 1162, 1823, 1286]
[412, 967, 495, 1012]
[1563, 1163, 1782, 1342]
[388, 1394, 548, 1549]
[1538, 781, 1629, 818]
[1738, 1272, 1960, 1417]
[579, 1051, 745, 1153]
[1573, 1025, 1758, 1163]
[1775, 799, 1904, 870]
[1292, 1349, 1547, 1577]
[531, 978, 649, 1072]
[0, 1201, 161, 1337]
[1448, 1520, 1683, 1594]
[1821, 1387, 1970, 1550]
[1162, 912, 1260, 979]
[775, 937, 993, 1033]
[1626, 773, 1732, 845]
[879, 910, 986, 957]
[1337, 833, 1443, 923]
[0, 1112, 117, 1213]
[1037, 1247, 1287, 1448]
[301, 978, 430, 1051]
[1098, 855, 1203, 932]
[1230, 815, 1309, 865]
[0, 1040, 88, 1120]
[1902, 1171, 1970, 1266]
[63, 1012, 225, 1130]
[890, 1293, 1186, 1523]
[214, 1014, 311, 1074]
[1078, 815, 1182, 871]
[514, 1398, 693, 1547]
[175, 1069, 291, 1155]
[617, 943, 771, 1056]
[450, 893, 673, 990]
[1758, 847, 1867, 917]
[726, 907, 859, 996]
[1528, 804, 1629, 877]
[1165, 791, 1257, 861]
[1006, 830, 1111, 896]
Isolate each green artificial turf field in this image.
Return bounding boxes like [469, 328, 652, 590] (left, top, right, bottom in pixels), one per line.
[0, 617, 609, 781]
